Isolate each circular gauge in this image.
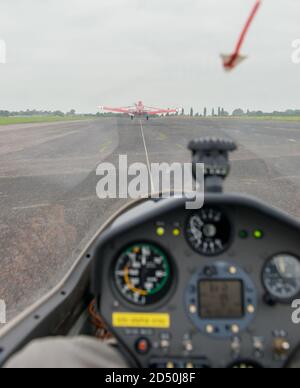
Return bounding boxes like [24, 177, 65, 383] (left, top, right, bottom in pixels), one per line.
[186, 208, 231, 256]
[114, 243, 173, 306]
[263, 254, 300, 302]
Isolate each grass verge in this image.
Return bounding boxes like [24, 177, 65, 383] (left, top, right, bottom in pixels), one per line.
[0, 115, 96, 126]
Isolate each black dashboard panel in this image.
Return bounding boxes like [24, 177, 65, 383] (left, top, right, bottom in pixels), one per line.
[93, 194, 300, 368]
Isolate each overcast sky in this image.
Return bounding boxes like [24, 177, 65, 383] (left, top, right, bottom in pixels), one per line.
[0, 0, 299, 113]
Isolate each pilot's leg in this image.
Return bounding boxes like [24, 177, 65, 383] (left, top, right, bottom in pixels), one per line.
[5, 336, 128, 369]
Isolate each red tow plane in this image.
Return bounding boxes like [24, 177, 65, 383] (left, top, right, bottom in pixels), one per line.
[100, 101, 178, 120]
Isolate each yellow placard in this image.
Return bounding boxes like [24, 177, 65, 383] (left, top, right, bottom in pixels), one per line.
[112, 313, 170, 329]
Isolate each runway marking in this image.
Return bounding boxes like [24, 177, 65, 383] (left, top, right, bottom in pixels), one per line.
[176, 143, 185, 151]
[100, 139, 113, 153]
[240, 178, 259, 185]
[272, 175, 300, 181]
[139, 120, 155, 193]
[78, 196, 97, 202]
[100, 146, 108, 153]
[288, 139, 296, 143]
[0, 168, 93, 179]
[158, 132, 167, 141]
[12, 203, 51, 211]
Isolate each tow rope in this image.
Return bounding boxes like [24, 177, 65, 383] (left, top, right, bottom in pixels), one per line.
[222, 0, 262, 71]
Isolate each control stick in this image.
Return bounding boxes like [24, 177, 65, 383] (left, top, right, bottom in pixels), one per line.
[188, 137, 237, 193]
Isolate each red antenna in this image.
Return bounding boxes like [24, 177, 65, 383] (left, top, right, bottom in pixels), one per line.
[221, 0, 262, 71]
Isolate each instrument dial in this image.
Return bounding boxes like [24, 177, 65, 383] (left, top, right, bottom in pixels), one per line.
[114, 243, 172, 306]
[186, 208, 231, 256]
[263, 254, 300, 302]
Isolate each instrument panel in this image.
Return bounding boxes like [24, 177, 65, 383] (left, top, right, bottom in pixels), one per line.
[93, 195, 300, 368]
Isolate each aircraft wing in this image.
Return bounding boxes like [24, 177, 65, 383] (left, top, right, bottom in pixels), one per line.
[100, 106, 133, 114]
[147, 108, 178, 115]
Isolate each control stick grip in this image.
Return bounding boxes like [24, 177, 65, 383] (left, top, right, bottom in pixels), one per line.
[188, 137, 237, 193]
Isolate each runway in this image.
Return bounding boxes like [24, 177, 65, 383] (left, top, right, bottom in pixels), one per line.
[1, 116, 300, 321]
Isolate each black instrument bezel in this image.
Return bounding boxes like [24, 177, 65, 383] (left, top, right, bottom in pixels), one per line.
[110, 240, 177, 310]
[185, 206, 234, 257]
[262, 253, 300, 304]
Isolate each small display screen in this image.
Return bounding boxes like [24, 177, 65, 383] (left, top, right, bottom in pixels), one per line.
[199, 280, 244, 319]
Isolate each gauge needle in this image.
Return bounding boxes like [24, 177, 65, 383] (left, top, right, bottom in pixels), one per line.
[278, 257, 286, 276]
[145, 255, 148, 266]
[124, 266, 148, 296]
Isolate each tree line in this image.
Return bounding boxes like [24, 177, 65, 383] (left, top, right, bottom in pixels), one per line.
[181, 107, 230, 117]
[1, 108, 299, 118]
[0, 109, 78, 117]
[185, 107, 300, 117]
